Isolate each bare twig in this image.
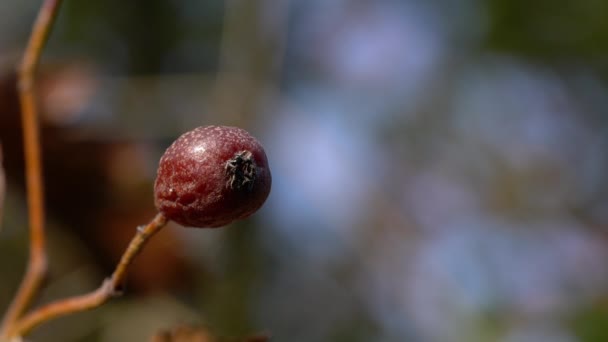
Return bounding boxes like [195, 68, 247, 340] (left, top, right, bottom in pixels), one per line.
[0, 144, 5, 230]
[7, 213, 169, 338]
[0, 0, 63, 337]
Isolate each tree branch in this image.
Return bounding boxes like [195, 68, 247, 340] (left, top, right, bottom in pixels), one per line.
[0, 144, 5, 231]
[0, 0, 64, 337]
[7, 213, 168, 338]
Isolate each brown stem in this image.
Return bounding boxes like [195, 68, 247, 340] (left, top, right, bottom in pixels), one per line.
[0, 144, 5, 230]
[7, 213, 169, 338]
[0, 0, 63, 337]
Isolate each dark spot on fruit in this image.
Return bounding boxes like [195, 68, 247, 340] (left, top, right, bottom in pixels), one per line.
[225, 150, 256, 191]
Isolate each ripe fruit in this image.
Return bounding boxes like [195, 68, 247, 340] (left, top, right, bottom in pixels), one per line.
[154, 126, 271, 228]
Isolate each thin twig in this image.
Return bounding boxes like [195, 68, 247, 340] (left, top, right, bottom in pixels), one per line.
[0, 0, 63, 337]
[7, 213, 168, 338]
[0, 144, 5, 231]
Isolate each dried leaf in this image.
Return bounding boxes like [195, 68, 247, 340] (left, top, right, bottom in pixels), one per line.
[149, 325, 270, 342]
[149, 324, 215, 342]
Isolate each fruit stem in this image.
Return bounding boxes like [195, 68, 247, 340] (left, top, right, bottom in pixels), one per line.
[6, 213, 169, 339]
[0, 0, 63, 337]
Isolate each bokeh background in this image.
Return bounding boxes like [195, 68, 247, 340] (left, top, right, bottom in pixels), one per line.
[2, 0, 608, 341]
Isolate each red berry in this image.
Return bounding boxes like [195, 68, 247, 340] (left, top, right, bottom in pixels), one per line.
[154, 126, 271, 228]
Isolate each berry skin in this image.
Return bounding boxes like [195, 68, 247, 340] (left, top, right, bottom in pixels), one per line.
[154, 126, 271, 228]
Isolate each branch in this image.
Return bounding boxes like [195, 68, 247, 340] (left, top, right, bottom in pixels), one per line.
[0, 144, 5, 231]
[7, 213, 168, 338]
[0, 0, 64, 336]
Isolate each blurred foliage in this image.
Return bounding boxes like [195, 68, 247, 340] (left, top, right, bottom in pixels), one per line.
[570, 302, 608, 342]
[485, 0, 608, 72]
[52, 0, 224, 74]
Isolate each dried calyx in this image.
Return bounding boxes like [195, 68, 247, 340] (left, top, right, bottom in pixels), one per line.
[225, 150, 256, 191]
